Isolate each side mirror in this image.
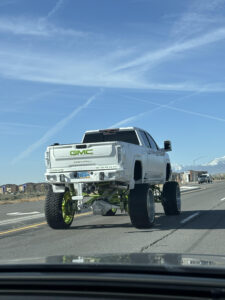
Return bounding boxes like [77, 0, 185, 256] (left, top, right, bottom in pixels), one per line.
[164, 140, 172, 152]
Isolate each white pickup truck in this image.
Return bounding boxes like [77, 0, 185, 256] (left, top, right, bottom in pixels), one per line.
[44, 127, 181, 230]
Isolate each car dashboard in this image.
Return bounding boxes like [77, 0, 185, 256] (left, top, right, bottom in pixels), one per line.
[1, 264, 225, 299]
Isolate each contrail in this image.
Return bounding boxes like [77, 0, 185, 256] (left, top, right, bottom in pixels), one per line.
[110, 90, 203, 128]
[11, 89, 103, 164]
[110, 106, 163, 128]
[47, 0, 64, 18]
[146, 100, 225, 124]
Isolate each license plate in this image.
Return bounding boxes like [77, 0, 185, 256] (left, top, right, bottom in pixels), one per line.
[77, 171, 90, 179]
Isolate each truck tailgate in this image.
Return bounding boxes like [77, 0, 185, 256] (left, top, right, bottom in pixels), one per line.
[48, 142, 120, 170]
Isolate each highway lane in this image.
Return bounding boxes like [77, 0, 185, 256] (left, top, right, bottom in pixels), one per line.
[0, 196, 91, 231]
[0, 200, 45, 231]
[0, 181, 225, 262]
[0, 183, 200, 226]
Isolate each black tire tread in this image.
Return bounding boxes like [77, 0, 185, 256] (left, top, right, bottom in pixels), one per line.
[162, 181, 181, 215]
[129, 184, 155, 229]
[45, 186, 73, 229]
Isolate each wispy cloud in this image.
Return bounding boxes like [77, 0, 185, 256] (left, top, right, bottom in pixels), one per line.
[112, 27, 225, 73]
[0, 0, 16, 7]
[0, 45, 225, 92]
[15, 88, 62, 104]
[0, 122, 45, 136]
[1, 8, 225, 92]
[0, 122, 43, 128]
[11, 89, 103, 164]
[170, 0, 225, 39]
[0, 0, 84, 38]
[0, 17, 86, 37]
[196, 0, 225, 10]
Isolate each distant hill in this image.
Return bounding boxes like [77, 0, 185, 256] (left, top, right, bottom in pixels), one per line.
[0, 182, 49, 194]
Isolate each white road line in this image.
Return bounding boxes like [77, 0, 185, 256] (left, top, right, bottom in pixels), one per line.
[0, 256, 44, 264]
[181, 212, 200, 224]
[0, 214, 44, 226]
[7, 212, 40, 216]
[180, 186, 198, 190]
[220, 198, 225, 201]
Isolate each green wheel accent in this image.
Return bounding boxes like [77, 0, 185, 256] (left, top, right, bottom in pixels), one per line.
[62, 191, 74, 225]
[45, 186, 75, 229]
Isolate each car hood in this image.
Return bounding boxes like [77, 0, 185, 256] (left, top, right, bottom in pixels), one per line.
[2, 253, 225, 270]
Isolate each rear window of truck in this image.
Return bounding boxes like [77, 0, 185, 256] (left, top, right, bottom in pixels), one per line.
[83, 130, 139, 145]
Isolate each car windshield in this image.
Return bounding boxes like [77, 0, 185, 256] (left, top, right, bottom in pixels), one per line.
[1, 0, 225, 271]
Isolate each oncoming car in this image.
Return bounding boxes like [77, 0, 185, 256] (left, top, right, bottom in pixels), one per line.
[198, 174, 213, 184]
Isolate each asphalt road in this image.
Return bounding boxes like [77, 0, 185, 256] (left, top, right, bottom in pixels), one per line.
[0, 181, 225, 262]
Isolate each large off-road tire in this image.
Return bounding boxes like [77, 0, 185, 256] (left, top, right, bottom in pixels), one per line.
[162, 181, 181, 215]
[128, 184, 155, 229]
[45, 186, 75, 229]
[101, 208, 117, 216]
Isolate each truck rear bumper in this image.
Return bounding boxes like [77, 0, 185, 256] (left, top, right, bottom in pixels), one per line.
[45, 169, 127, 184]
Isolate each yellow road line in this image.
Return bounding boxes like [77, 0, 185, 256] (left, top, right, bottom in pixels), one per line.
[75, 211, 92, 218]
[0, 211, 93, 236]
[0, 222, 47, 236]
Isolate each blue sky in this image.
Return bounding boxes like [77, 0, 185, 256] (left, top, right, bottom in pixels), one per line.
[1, 0, 225, 184]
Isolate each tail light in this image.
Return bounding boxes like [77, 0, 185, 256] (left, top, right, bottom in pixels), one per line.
[45, 151, 50, 168]
[117, 147, 122, 163]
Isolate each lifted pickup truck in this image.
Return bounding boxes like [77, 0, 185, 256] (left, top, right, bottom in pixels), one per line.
[44, 127, 181, 229]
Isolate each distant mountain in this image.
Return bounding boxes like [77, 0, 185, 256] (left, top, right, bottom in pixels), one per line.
[207, 156, 225, 167]
[172, 156, 225, 174]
